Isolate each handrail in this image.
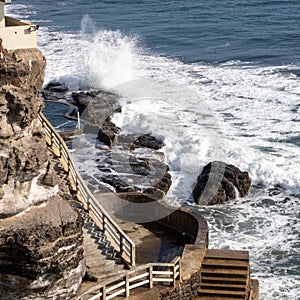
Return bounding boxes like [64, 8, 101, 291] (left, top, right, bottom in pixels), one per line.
[38, 112, 135, 267]
[78, 256, 181, 300]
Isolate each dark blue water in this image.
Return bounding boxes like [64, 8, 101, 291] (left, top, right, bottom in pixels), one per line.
[10, 0, 300, 66]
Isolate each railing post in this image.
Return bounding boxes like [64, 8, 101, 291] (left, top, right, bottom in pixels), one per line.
[101, 286, 106, 300]
[120, 235, 124, 256]
[58, 140, 62, 158]
[50, 130, 53, 147]
[178, 259, 181, 281]
[102, 215, 106, 233]
[131, 244, 136, 267]
[125, 274, 129, 297]
[149, 266, 153, 289]
[172, 265, 176, 287]
[86, 195, 90, 212]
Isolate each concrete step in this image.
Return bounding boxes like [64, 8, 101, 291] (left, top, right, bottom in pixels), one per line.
[201, 267, 248, 277]
[83, 226, 125, 280]
[197, 296, 245, 300]
[202, 258, 249, 269]
[205, 249, 249, 261]
[69, 196, 126, 281]
[198, 288, 246, 299]
[200, 282, 246, 291]
[199, 249, 250, 300]
[201, 275, 246, 285]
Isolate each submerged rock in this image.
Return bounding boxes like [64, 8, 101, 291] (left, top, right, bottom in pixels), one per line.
[193, 161, 251, 205]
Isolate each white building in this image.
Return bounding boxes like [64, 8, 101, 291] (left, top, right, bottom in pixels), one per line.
[0, 0, 38, 50]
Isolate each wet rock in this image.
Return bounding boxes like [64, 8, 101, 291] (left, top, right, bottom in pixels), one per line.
[97, 117, 120, 147]
[193, 161, 251, 205]
[44, 81, 69, 93]
[72, 89, 121, 117]
[132, 134, 164, 150]
[92, 144, 172, 198]
[42, 81, 69, 102]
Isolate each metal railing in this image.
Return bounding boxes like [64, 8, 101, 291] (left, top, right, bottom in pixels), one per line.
[79, 256, 181, 300]
[38, 112, 135, 267]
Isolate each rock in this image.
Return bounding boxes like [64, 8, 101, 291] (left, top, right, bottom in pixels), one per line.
[97, 117, 120, 147]
[0, 195, 84, 300]
[133, 134, 164, 150]
[193, 161, 251, 205]
[44, 81, 69, 93]
[0, 49, 84, 299]
[39, 162, 59, 187]
[92, 143, 172, 197]
[70, 90, 122, 147]
[42, 81, 69, 102]
[0, 49, 46, 129]
[119, 134, 164, 150]
[72, 89, 121, 117]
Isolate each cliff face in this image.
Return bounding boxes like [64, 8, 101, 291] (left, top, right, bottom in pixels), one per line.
[0, 49, 84, 299]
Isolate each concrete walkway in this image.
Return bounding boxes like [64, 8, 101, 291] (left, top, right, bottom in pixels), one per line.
[115, 218, 185, 265]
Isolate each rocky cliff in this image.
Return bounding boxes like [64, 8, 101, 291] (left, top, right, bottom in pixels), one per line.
[0, 49, 84, 299]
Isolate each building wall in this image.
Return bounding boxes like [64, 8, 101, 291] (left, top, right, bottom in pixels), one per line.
[0, 2, 4, 28]
[0, 17, 37, 50]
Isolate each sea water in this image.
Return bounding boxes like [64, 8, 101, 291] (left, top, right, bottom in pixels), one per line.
[6, 1, 300, 299]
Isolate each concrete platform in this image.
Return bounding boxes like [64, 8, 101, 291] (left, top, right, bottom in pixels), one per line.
[115, 218, 185, 265]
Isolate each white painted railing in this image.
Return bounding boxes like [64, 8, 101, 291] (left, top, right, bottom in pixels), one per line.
[38, 112, 135, 267]
[78, 256, 181, 300]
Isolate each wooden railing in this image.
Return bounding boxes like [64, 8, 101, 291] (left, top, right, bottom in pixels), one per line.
[38, 112, 135, 267]
[79, 256, 181, 300]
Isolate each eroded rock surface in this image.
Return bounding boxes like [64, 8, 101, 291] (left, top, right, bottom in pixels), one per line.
[193, 161, 251, 205]
[0, 49, 84, 299]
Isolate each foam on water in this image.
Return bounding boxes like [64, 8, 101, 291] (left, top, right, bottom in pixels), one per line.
[6, 3, 299, 297]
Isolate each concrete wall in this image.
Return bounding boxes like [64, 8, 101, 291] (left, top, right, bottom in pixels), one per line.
[0, 2, 4, 28]
[160, 271, 201, 300]
[0, 17, 37, 50]
[157, 207, 209, 246]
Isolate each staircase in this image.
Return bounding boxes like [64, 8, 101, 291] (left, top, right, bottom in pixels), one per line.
[198, 249, 250, 300]
[50, 154, 126, 281]
[76, 202, 126, 280]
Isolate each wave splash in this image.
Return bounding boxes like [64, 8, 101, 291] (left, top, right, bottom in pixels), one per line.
[80, 15, 139, 89]
[37, 15, 300, 197]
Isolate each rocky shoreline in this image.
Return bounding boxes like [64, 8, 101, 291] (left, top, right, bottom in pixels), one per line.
[42, 81, 251, 206]
[42, 82, 173, 200]
[1, 49, 252, 299]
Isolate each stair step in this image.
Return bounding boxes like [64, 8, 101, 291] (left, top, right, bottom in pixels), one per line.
[201, 276, 246, 285]
[198, 288, 246, 299]
[202, 258, 249, 270]
[201, 267, 248, 277]
[205, 249, 249, 261]
[197, 296, 244, 300]
[200, 283, 246, 291]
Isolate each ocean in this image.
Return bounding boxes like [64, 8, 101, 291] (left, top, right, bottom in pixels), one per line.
[6, 1, 300, 299]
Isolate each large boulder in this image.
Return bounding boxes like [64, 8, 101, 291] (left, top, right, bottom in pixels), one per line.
[193, 161, 251, 205]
